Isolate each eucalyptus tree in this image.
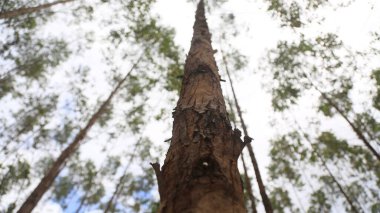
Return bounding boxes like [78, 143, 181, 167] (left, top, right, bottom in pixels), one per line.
[0, 1, 73, 208]
[266, 97, 380, 211]
[1, 0, 183, 212]
[51, 159, 105, 213]
[259, 0, 380, 211]
[0, 0, 75, 19]
[101, 137, 161, 212]
[263, 0, 359, 28]
[262, 33, 380, 160]
[17, 57, 141, 212]
[152, 0, 248, 212]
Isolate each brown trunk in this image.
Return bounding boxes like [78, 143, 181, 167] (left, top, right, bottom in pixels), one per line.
[17, 58, 141, 213]
[221, 49, 273, 213]
[151, 1, 248, 212]
[0, 0, 74, 19]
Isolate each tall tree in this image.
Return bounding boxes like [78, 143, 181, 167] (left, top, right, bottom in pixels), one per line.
[0, 0, 74, 19]
[265, 34, 380, 161]
[221, 47, 273, 213]
[17, 56, 142, 212]
[152, 1, 249, 212]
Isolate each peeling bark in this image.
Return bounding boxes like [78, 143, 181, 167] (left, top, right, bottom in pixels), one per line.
[154, 1, 247, 212]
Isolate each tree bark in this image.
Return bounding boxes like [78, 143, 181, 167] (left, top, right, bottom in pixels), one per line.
[17, 58, 141, 213]
[0, 0, 74, 19]
[152, 1, 248, 212]
[221, 49, 273, 213]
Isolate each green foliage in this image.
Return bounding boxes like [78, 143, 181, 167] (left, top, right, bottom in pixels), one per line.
[0, 76, 14, 99]
[354, 112, 380, 143]
[270, 187, 299, 213]
[315, 131, 379, 174]
[307, 189, 331, 213]
[269, 132, 305, 187]
[316, 131, 349, 160]
[266, 0, 303, 27]
[0, 160, 30, 196]
[53, 176, 75, 205]
[266, 34, 355, 113]
[0, 0, 179, 211]
[371, 68, 380, 110]
[264, 0, 357, 27]
[54, 121, 75, 145]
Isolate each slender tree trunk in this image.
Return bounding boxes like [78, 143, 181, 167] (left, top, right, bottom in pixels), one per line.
[151, 1, 248, 212]
[17, 58, 141, 213]
[303, 73, 380, 161]
[220, 49, 258, 213]
[295, 123, 361, 213]
[320, 159, 360, 213]
[104, 138, 141, 213]
[221, 49, 273, 213]
[75, 191, 88, 213]
[320, 92, 380, 161]
[241, 152, 258, 213]
[104, 175, 124, 213]
[0, 0, 74, 19]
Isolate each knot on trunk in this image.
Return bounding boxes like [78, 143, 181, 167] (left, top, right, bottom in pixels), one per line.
[191, 156, 224, 182]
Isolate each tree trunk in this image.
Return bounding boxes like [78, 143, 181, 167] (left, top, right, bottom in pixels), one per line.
[303, 72, 380, 161]
[320, 92, 380, 161]
[0, 0, 74, 19]
[151, 1, 248, 212]
[17, 59, 141, 213]
[241, 152, 258, 213]
[75, 190, 88, 213]
[104, 137, 141, 213]
[295, 123, 361, 213]
[221, 48, 273, 213]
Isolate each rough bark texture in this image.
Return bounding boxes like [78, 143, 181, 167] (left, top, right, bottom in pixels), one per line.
[0, 0, 74, 19]
[17, 58, 141, 213]
[153, 1, 248, 212]
[221, 48, 273, 213]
